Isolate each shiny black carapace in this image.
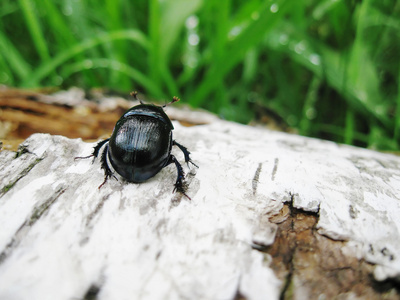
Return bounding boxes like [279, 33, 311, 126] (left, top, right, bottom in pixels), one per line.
[76, 91, 198, 199]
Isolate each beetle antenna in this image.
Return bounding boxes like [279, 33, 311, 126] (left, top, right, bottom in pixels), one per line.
[131, 91, 144, 104]
[163, 96, 180, 107]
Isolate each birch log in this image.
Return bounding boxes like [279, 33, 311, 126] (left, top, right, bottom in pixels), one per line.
[0, 112, 399, 299]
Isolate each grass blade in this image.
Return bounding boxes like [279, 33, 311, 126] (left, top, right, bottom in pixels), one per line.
[61, 58, 164, 98]
[18, 0, 50, 61]
[189, 0, 289, 107]
[0, 30, 31, 80]
[22, 29, 149, 87]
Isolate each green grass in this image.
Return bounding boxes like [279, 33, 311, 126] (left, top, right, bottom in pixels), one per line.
[0, 0, 399, 151]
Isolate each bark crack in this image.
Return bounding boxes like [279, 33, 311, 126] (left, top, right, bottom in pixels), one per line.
[252, 163, 263, 195]
[0, 187, 65, 264]
[83, 284, 101, 300]
[85, 193, 111, 227]
[0, 157, 43, 197]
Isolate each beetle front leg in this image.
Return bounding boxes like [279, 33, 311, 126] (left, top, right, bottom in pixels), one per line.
[75, 138, 110, 163]
[167, 155, 190, 200]
[173, 140, 198, 168]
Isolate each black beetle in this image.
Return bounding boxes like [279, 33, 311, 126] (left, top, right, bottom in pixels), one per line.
[76, 91, 198, 199]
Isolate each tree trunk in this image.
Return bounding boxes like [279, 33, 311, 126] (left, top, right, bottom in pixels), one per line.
[0, 106, 399, 299]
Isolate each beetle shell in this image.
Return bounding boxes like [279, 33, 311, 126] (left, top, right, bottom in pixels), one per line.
[108, 105, 173, 182]
[75, 93, 198, 199]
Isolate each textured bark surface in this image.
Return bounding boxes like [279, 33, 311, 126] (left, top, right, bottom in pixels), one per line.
[267, 203, 399, 299]
[1, 92, 400, 299]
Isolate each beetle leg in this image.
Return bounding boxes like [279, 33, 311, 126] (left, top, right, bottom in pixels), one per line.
[93, 138, 110, 158]
[98, 144, 117, 189]
[167, 155, 191, 200]
[173, 141, 199, 168]
[75, 138, 110, 163]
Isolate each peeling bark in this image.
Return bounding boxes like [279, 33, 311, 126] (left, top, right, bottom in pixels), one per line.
[266, 200, 400, 299]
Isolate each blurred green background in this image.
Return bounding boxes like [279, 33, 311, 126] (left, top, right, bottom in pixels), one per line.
[0, 0, 399, 150]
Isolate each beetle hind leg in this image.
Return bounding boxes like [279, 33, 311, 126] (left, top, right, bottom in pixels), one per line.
[168, 155, 191, 200]
[173, 140, 198, 168]
[98, 144, 118, 189]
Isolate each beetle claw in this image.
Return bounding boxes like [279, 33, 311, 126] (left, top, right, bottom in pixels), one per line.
[98, 179, 107, 189]
[173, 181, 191, 200]
[188, 160, 199, 169]
[74, 154, 93, 160]
[98, 174, 118, 189]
